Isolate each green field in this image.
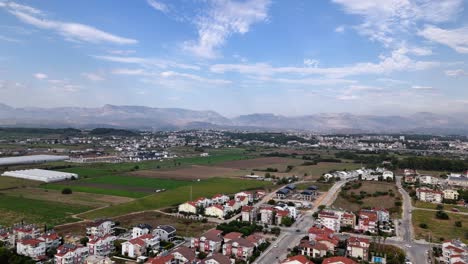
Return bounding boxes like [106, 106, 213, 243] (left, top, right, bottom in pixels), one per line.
[84, 175, 191, 189]
[413, 210, 468, 243]
[43, 184, 147, 198]
[0, 194, 92, 226]
[79, 178, 273, 219]
[0, 176, 41, 189]
[413, 200, 468, 213]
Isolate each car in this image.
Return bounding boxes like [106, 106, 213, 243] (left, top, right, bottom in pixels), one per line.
[296, 229, 300, 232]
[274, 244, 278, 248]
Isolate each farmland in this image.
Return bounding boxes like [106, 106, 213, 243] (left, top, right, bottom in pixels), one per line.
[412, 210, 468, 243]
[333, 180, 402, 217]
[0, 194, 92, 226]
[130, 165, 241, 180]
[79, 177, 273, 219]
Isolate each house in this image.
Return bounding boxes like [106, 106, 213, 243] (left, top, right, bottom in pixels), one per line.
[404, 175, 418, 183]
[55, 244, 89, 264]
[224, 200, 240, 212]
[441, 239, 467, 264]
[416, 187, 443, 203]
[285, 184, 297, 192]
[322, 256, 357, 264]
[281, 255, 313, 264]
[236, 195, 250, 207]
[356, 210, 378, 234]
[222, 237, 255, 260]
[86, 219, 115, 237]
[447, 176, 468, 187]
[443, 189, 459, 201]
[308, 226, 339, 252]
[132, 224, 152, 239]
[211, 194, 230, 204]
[235, 191, 253, 203]
[172, 246, 197, 263]
[276, 209, 290, 224]
[299, 239, 328, 258]
[87, 234, 116, 256]
[300, 190, 315, 201]
[404, 169, 418, 177]
[347, 237, 370, 260]
[420, 175, 438, 185]
[84, 255, 114, 264]
[223, 232, 243, 243]
[203, 252, 231, 264]
[382, 171, 394, 180]
[146, 255, 174, 264]
[122, 234, 160, 258]
[38, 231, 61, 249]
[194, 197, 213, 208]
[12, 224, 41, 242]
[245, 234, 265, 247]
[276, 188, 290, 199]
[205, 205, 225, 219]
[372, 208, 390, 223]
[254, 190, 266, 200]
[153, 225, 176, 242]
[178, 202, 198, 214]
[241, 206, 257, 223]
[259, 207, 275, 225]
[341, 212, 356, 229]
[16, 238, 46, 260]
[191, 229, 223, 253]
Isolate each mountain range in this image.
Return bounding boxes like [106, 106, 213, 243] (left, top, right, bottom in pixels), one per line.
[0, 103, 467, 134]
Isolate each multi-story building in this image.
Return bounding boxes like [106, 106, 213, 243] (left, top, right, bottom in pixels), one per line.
[259, 207, 275, 225]
[16, 238, 46, 260]
[442, 239, 467, 264]
[132, 224, 152, 239]
[356, 210, 378, 234]
[55, 244, 89, 264]
[222, 237, 255, 260]
[443, 189, 459, 201]
[86, 219, 115, 237]
[122, 234, 160, 258]
[153, 225, 176, 242]
[87, 234, 116, 256]
[416, 187, 443, 203]
[191, 229, 223, 253]
[347, 237, 370, 260]
[178, 201, 198, 214]
[205, 205, 225, 219]
[318, 211, 341, 232]
[241, 206, 257, 223]
[211, 194, 230, 204]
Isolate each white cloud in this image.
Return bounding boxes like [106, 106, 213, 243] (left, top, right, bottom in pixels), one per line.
[332, 0, 463, 46]
[445, 69, 468, 77]
[419, 25, 468, 54]
[183, 0, 271, 58]
[303, 59, 320, 68]
[335, 25, 345, 33]
[147, 0, 169, 13]
[1, 2, 42, 15]
[33, 73, 48, 80]
[111, 68, 148, 76]
[94, 55, 200, 71]
[0, 34, 20, 42]
[107, 50, 136, 55]
[411, 85, 434, 90]
[160, 71, 231, 85]
[82, 72, 105, 81]
[211, 48, 438, 78]
[2, 2, 137, 45]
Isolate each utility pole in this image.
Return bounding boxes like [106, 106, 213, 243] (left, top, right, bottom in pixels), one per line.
[190, 185, 193, 201]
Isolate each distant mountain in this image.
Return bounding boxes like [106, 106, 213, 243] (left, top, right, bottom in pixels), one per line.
[0, 104, 467, 134]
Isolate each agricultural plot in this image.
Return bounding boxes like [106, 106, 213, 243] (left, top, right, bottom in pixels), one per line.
[413, 210, 468, 243]
[0, 176, 41, 190]
[130, 165, 241, 180]
[0, 194, 92, 226]
[332, 181, 402, 217]
[218, 157, 300, 169]
[79, 178, 273, 220]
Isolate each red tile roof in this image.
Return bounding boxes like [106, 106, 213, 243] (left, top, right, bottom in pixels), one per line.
[322, 256, 357, 264]
[281, 255, 314, 264]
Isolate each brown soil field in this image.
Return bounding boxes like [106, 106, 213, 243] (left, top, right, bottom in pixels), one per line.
[0, 187, 133, 207]
[129, 165, 241, 180]
[218, 157, 301, 169]
[55, 211, 215, 237]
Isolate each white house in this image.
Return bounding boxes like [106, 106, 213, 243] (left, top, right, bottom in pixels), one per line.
[88, 235, 116, 256]
[211, 194, 230, 205]
[132, 224, 152, 239]
[16, 239, 46, 260]
[178, 202, 197, 214]
[318, 211, 341, 232]
[86, 220, 115, 237]
[382, 171, 394, 180]
[205, 205, 225, 219]
[152, 225, 176, 242]
[122, 234, 159, 258]
[347, 237, 370, 260]
[443, 189, 459, 200]
[416, 187, 443, 203]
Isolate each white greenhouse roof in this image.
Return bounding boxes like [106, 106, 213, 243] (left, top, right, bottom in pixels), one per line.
[1, 169, 78, 183]
[0, 155, 69, 166]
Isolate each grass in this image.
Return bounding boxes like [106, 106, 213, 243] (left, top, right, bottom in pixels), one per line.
[43, 184, 147, 198]
[0, 194, 92, 227]
[413, 200, 468, 213]
[413, 210, 468, 243]
[296, 181, 333, 191]
[84, 175, 191, 189]
[0, 176, 41, 190]
[79, 178, 273, 219]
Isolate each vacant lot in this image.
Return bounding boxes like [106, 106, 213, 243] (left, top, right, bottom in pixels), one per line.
[55, 211, 215, 237]
[333, 181, 401, 216]
[218, 157, 300, 169]
[79, 178, 273, 220]
[130, 165, 241, 180]
[44, 183, 149, 198]
[413, 210, 468, 243]
[296, 181, 333, 191]
[0, 187, 133, 207]
[297, 162, 362, 179]
[0, 194, 92, 226]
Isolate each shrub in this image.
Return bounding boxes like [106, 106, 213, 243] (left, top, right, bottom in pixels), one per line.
[455, 221, 462, 227]
[435, 210, 449, 220]
[61, 188, 72, 195]
[419, 223, 428, 229]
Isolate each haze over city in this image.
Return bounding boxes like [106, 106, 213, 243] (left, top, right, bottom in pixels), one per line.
[1, 0, 468, 116]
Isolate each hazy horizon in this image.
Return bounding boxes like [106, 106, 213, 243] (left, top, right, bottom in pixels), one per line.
[1, 0, 468, 116]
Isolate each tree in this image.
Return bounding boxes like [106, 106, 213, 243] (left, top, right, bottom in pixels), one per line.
[436, 204, 444, 210]
[419, 223, 428, 229]
[455, 221, 462, 227]
[61, 188, 72, 194]
[435, 210, 449, 220]
[267, 199, 276, 205]
[281, 216, 294, 227]
[80, 237, 89, 246]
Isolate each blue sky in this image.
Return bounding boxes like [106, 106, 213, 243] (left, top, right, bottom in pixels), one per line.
[0, 0, 467, 116]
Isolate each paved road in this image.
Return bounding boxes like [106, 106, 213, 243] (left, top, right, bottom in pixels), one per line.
[253, 179, 349, 264]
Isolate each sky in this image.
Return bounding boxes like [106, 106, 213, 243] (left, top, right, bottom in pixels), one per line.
[0, 0, 467, 117]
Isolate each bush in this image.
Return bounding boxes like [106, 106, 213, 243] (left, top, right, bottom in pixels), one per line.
[419, 223, 428, 229]
[435, 210, 449, 220]
[436, 204, 444, 210]
[61, 188, 72, 195]
[455, 221, 462, 227]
